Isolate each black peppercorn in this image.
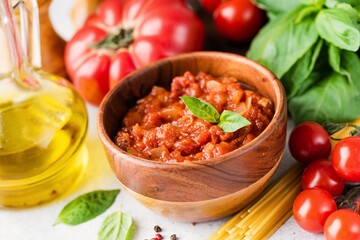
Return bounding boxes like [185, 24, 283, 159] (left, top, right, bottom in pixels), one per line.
[154, 225, 162, 232]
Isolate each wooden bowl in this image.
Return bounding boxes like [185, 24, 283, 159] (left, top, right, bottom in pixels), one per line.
[97, 51, 287, 222]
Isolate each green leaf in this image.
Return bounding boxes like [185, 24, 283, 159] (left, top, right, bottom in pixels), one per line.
[180, 96, 220, 123]
[334, 3, 359, 26]
[247, 5, 319, 78]
[282, 39, 324, 99]
[54, 189, 120, 226]
[180, 96, 250, 133]
[98, 211, 133, 240]
[327, 0, 360, 14]
[295, 5, 321, 23]
[289, 72, 360, 124]
[328, 44, 352, 83]
[322, 121, 349, 135]
[315, 8, 360, 51]
[218, 110, 251, 133]
[289, 50, 360, 124]
[254, 0, 309, 19]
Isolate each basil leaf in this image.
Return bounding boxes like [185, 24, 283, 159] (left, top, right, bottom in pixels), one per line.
[328, 44, 352, 83]
[283, 39, 323, 99]
[289, 73, 360, 123]
[315, 8, 360, 51]
[247, 5, 319, 78]
[289, 51, 360, 124]
[254, 0, 310, 19]
[327, 0, 360, 14]
[54, 189, 120, 226]
[334, 3, 359, 28]
[98, 211, 133, 240]
[218, 110, 251, 133]
[180, 96, 220, 123]
[322, 121, 348, 135]
[295, 5, 320, 23]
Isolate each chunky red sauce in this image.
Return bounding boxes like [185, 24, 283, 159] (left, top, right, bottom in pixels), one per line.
[115, 72, 274, 162]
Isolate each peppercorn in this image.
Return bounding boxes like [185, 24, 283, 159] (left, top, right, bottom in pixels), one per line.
[154, 225, 162, 232]
[170, 234, 177, 240]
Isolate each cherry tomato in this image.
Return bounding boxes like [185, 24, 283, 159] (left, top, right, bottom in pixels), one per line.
[293, 188, 337, 233]
[65, 0, 205, 105]
[302, 158, 345, 196]
[324, 209, 360, 240]
[213, 0, 265, 42]
[331, 137, 360, 182]
[200, 0, 221, 13]
[288, 122, 332, 165]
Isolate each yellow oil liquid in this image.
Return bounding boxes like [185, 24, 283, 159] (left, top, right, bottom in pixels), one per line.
[0, 71, 88, 207]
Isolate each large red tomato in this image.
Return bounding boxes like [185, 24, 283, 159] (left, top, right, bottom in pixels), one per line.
[65, 0, 205, 105]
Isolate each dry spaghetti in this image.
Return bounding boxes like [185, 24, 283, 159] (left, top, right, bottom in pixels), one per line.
[209, 164, 303, 240]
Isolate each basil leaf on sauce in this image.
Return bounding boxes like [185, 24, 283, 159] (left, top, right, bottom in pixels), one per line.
[180, 96, 250, 133]
[98, 211, 133, 240]
[218, 110, 251, 133]
[180, 96, 220, 123]
[54, 189, 120, 226]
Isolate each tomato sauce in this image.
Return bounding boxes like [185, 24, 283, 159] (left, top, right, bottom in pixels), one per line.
[115, 72, 274, 162]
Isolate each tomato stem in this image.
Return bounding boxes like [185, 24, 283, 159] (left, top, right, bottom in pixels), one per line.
[336, 185, 360, 212]
[91, 28, 134, 50]
[323, 121, 360, 140]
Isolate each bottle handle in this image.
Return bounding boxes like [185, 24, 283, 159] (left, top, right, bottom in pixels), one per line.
[17, 0, 41, 67]
[0, 0, 40, 88]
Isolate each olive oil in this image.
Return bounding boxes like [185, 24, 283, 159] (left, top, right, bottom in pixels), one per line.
[0, 71, 88, 207]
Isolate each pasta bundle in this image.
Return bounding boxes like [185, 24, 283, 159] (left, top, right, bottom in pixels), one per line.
[209, 164, 303, 240]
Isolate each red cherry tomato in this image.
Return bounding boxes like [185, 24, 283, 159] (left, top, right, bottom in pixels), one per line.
[324, 209, 360, 240]
[293, 188, 337, 233]
[289, 122, 332, 164]
[331, 137, 360, 182]
[200, 0, 221, 13]
[213, 0, 265, 42]
[302, 158, 345, 196]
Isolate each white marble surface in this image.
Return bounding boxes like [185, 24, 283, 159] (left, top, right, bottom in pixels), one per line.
[0, 104, 326, 240]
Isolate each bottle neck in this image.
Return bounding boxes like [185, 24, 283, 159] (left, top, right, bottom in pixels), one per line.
[0, 0, 39, 89]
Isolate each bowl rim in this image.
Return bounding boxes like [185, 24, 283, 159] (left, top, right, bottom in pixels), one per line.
[97, 51, 286, 169]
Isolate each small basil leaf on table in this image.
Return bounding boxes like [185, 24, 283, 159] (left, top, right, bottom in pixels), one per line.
[218, 110, 251, 133]
[180, 96, 220, 123]
[98, 211, 133, 240]
[315, 8, 360, 51]
[54, 189, 120, 226]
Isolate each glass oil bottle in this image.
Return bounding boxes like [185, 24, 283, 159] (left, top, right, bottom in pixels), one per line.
[0, 0, 88, 207]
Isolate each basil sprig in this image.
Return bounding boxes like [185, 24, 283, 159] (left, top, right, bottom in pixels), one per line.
[54, 189, 120, 226]
[248, 0, 360, 124]
[180, 96, 251, 133]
